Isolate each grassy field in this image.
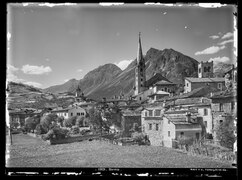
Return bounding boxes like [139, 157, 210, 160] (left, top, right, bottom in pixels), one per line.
[6, 133, 234, 168]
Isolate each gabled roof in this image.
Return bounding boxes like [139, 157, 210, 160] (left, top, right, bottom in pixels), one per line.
[145, 73, 172, 87]
[158, 86, 219, 102]
[185, 77, 224, 83]
[211, 89, 237, 99]
[154, 80, 176, 85]
[165, 97, 211, 107]
[148, 90, 170, 97]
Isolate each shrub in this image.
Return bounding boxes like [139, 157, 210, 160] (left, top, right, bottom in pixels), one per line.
[63, 116, 77, 128]
[25, 116, 39, 133]
[52, 126, 70, 140]
[75, 116, 84, 127]
[70, 126, 80, 135]
[35, 124, 46, 135]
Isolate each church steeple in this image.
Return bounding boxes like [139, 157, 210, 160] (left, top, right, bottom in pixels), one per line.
[137, 32, 144, 64]
[134, 32, 146, 96]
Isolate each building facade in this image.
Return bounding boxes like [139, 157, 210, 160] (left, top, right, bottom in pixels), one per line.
[184, 77, 225, 93]
[141, 107, 202, 148]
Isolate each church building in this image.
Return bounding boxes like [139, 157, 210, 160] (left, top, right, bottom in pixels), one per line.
[133, 33, 177, 103]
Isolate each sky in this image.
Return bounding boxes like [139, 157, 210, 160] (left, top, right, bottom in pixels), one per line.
[7, 3, 237, 89]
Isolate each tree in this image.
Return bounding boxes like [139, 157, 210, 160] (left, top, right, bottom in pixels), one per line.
[25, 115, 40, 133]
[63, 116, 77, 128]
[56, 116, 64, 127]
[89, 107, 103, 133]
[75, 116, 84, 127]
[215, 116, 235, 150]
[40, 113, 58, 133]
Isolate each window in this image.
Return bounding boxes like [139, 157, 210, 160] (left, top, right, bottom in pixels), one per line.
[219, 103, 224, 112]
[141, 78, 143, 82]
[204, 121, 207, 128]
[167, 88, 170, 92]
[154, 109, 161, 116]
[204, 67, 207, 72]
[180, 132, 184, 136]
[148, 110, 153, 117]
[219, 120, 223, 123]
[187, 83, 189, 87]
[207, 66, 211, 72]
[149, 123, 152, 130]
[199, 68, 201, 73]
[161, 88, 164, 91]
[156, 124, 159, 131]
[204, 108, 208, 116]
[140, 97, 142, 101]
[145, 111, 148, 117]
[70, 113, 73, 116]
[168, 131, 170, 137]
[64, 113, 66, 116]
[164, 87, 167, 92]
[218, 83, 222, 90]
[77, 113, 80, 116]
[231, 102, 235, 111]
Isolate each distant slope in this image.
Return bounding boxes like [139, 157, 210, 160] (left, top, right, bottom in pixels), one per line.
[43, 78, 79, 94]
[213, 62, 233, 78]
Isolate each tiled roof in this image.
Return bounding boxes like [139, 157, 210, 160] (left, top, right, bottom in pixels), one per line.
[158, 86, 219, 102]
[185, 77, 224, 83]
[154, 80, 176, 85]
[165, 97, 211, 107]
[211, 89, 237, 99]
[145, 73, 172, 87]
[148, 90, 170, 97]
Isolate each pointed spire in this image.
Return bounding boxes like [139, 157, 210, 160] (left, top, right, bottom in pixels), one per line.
[137, 32, 144, 64]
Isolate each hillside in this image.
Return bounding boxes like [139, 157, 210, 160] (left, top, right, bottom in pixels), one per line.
[43, 78, 79, 94]
[6, 81, 75, 109]
[213, 62, 233, 78]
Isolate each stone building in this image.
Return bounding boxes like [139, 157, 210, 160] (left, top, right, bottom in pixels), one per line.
[141, 105, 202, 148]
[184, 77, 225, 93]
[121, 109, 142, 137]
[198, 61, 214, 78]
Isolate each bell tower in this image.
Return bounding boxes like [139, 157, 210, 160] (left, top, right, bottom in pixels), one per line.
[134, 32, 146, 96]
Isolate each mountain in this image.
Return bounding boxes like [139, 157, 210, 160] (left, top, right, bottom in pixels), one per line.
[213, 62, 233, 78]
[85, 48, 199, 100]
[43, 48, 199, 100]
[43, 78, 79, 94]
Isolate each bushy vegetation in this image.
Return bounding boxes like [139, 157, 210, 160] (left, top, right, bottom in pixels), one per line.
[63, 116, 77, 128]
[215, 116, 235, 150]
[24, 115, 40, 133]
[39, 113, 58, 133]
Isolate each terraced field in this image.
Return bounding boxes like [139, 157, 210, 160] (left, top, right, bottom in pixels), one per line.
[6, 134, 234, 168]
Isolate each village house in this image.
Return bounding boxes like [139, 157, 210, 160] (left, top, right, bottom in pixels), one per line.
[184, 60, 226, 93]
[184, 77, 225, 93]
[51, 107, 69, 119]
[210, 89, 237, 142]
[141, 105, 202, 148]
[164, 97, 213, 135]
[121, 109, 142, 137]
[8, 108, 42, 128]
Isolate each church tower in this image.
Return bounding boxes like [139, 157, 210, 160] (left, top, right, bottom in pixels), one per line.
[198, 61, 214, 78]
[75, 85, 84, 102]
[134, 32, 146, 96]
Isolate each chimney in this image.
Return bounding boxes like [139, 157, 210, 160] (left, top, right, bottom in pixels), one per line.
[186, 112, 192, 123]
